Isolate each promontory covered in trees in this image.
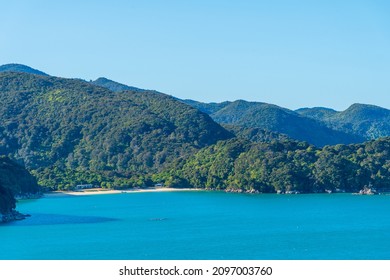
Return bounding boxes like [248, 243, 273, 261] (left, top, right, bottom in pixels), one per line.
[0, 156, 39, 221]
[0, 64, 390, 213]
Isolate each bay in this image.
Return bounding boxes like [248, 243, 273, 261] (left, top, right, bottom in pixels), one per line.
[1, 191, 389, 260]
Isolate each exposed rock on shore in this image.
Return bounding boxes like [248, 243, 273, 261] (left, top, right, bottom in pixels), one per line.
[357, 186, 377, 195]
[225, 188, 260, 194]
[0, 210, 30, 223]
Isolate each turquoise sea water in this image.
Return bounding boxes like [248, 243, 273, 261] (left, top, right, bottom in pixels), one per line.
[1, 191, 389, 260]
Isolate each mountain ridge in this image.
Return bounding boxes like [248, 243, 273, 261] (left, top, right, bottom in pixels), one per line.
[182, 99, 365, 146]
[0, 63, 49, 76]
[3, 63, 390, 147]
[91, 77, 145, 92]
[296, 103, 390, 140]
[0, 71, 232, 189]
[1, 64, 390, 195]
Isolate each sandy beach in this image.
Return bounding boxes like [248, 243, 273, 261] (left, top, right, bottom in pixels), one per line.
[43, 187, 202, 197]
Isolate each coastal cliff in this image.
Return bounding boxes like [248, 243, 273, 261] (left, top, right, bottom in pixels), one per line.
[0, 157, 40, 223]
[0, 185, 33, 223]
[0, 184, 18, 222]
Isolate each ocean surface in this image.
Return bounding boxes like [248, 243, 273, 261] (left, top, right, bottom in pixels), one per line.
[1, 191, 389, 260]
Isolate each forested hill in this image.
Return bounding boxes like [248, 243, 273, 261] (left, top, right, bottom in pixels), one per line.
[0, 63, 49, 76]
[159, 137, 390, 193]
[222, 124, 290, 143]
[296, 104, 390, 140]
[3, 64, 389, 148]
[2, 64, 390, 195]
[182, 99, 364, 147]
[91, 77, 145, 92]
[0, 72, 232, 189]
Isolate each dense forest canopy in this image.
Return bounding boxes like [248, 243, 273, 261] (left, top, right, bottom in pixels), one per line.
[0, 72, 231, 189]
[159, 137, 390, 193]
[1, 65, 389, 195]
[296, 103, 390, 140]
[91, 77, 144, 93]
[0, 63, 49, 76]
[182, 99, 390, 147]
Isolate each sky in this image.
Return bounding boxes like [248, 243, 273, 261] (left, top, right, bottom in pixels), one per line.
[1, 0, 390, 110]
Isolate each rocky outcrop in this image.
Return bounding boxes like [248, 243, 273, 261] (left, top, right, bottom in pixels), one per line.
[358, 186, 377, 195]
[225, 188, 260, 194]
[0, 210, 30, 223]
[0, 157, 40, 223]
[15, 193, 42, 200]
[0, 185, 16, 215]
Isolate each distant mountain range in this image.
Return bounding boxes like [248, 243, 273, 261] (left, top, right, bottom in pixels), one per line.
[296, 104, 390, 140]
[86, 72, 390, 147]
[2, 63, 390, 147]
[181, 99, 390, 146]
[1, 63, 390, 196]
[181, 99, 366, 146]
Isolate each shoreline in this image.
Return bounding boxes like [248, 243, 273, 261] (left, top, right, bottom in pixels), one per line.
[40, 188, 390, 198]
[43, 187, 203, 197]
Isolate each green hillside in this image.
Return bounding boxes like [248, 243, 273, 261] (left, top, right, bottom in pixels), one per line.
[66, 78, 390, 147]
[295, 107, 337, 120]
[2, 65, 390, 196]
[0, 72, 232, 189]
[222, 124, 290, 143]
[0, 63, 49, 76]
[91, 77, 145, 92]
[181, 99, 231, 115]
[0, 156, 39, 216]
[297, 104, 390, 140]
[183, 99, 363, 146]
[162, 137, 390, 193]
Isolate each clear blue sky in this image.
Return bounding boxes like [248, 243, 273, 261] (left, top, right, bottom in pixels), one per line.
[1, 0, 390, 110]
